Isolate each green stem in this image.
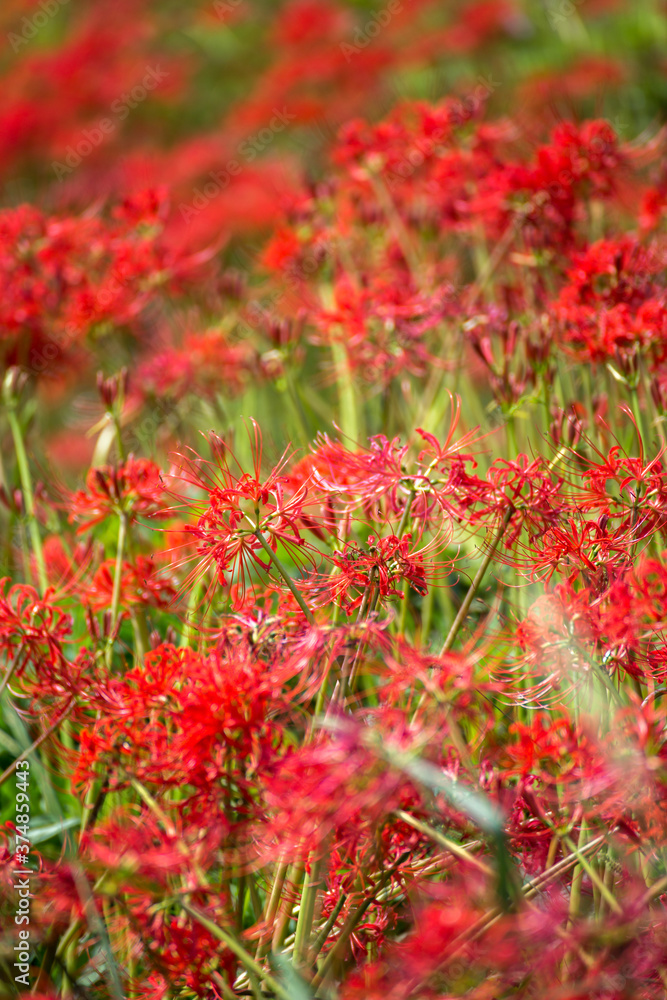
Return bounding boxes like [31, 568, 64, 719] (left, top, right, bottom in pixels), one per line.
[563, 830, 621, 914]
[106, 513, 128, 666]
[254, 526, 315, 624]
[7, 406, 47, 592]
[110, 514, 127, 629]
[505, 412, 518, 459]
[420, 581, 434, 646]
[630, 381, 651, 456]
[70, 865, 124, 1000]
[311, 895, 375, 991]
[181, 902, 294, 1000]
[284, 366, 311, 450]
[179, 577, 202, 648]
[293, 855, 322, 969]
[395, 811, 489, 874]
[122, 519, 151, 661]
[310, 893, 346, 960]
[130, 777, 177, 837]
[313, 653, 335, 720]
[130, 610, 150, 661]
[0, 697, 75, 789]
[440, 505, 513, 656]
[566, 821, 587, 929]
[330, 339, 359, 445]
[369, 171, 422, 279]
[0, 650, 21, 700]
[398, 587, 410, 636]
[396, 487, 416, 538]
[256, 858, 289, 962]
[112, 411, 126, 463]
[273, 862, 304, 951]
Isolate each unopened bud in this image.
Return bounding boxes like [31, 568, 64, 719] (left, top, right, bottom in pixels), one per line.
[218, 269, 245, 300]
[566, 411, 582, 447]
[86, 608, 100, 641]
[91, 470, 109, 500]
[97, 369, 128, 409]
[97, 371, 116, 409]
[3, 366, 29, 403]
[267, 317, 291, 347]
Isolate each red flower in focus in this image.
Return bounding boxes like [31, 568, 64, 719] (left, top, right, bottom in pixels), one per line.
[172, 424, 323, 609]
[324, 533, 429, 613]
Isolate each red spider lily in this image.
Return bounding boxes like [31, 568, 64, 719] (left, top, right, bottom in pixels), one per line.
[170, 424, 324, 609]
[502, 712, 587, 781]
[298, 394, 487, 529]
[8, 21, 667, 998]
[415, 394, 488, 469]
[527, 516, 634, 589]
[71, 639, 295, 807]
[484, 453, 564, 537]
[315, 533, 433, 614]
[40, 535, 93, 590]
[65, 811, 237, 996]
[0, 577, 71, 677]
[551, 235, 667, 363]
[576, 442, 667, 529]
[67, 456, 166, 532]
[301, 432, 412, 516]
[467, 317, 540, 408]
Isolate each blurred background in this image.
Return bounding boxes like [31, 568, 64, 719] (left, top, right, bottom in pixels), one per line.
[1, 0, 666, 483]
[2, 0, 665, 245]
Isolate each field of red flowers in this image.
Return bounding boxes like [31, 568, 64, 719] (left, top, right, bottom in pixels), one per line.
[2, 0, 667, 997]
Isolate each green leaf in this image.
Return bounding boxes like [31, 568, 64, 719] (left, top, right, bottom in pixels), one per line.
[270, 952, 313, 1000]
[29, 817, 80, 845]
[2, 695, 64, 825]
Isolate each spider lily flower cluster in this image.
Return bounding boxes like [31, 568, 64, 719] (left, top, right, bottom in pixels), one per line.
[4, 2, 667, 998]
